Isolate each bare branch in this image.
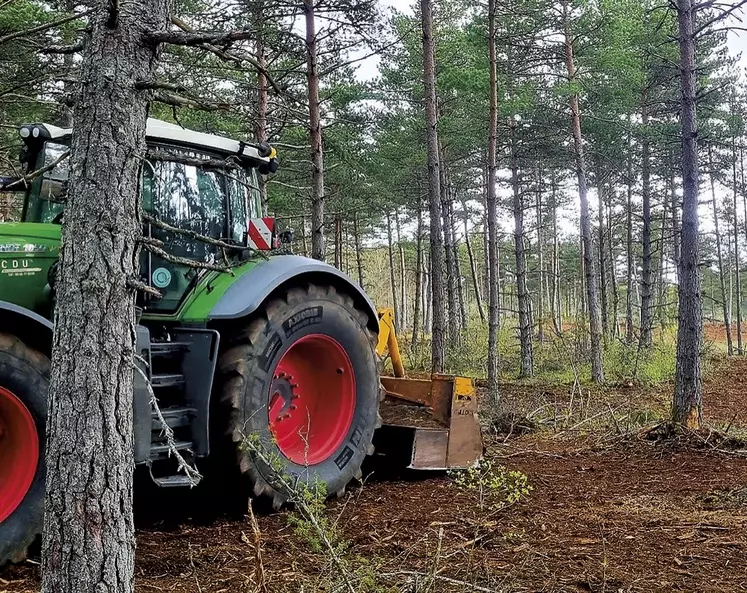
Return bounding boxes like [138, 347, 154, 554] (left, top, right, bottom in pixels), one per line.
[0, 8, 94, 46]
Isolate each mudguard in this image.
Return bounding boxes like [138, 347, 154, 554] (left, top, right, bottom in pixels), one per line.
[208, 255, 378, 330]
[0, 301, 53, 356]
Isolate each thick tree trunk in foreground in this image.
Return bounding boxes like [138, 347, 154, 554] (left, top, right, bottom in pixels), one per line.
[673, 0, 703, 428]
[421, 0, 445, 372]
[563, 12, 604, 384]
[305, 0, 325, 261]
[42, 2, 170, 592]
[487, 0, 500, 403]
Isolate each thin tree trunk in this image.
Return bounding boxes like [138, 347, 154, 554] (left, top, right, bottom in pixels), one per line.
[334, 214, 342, 270]
[440, 161, 459, 343]
[709, 144, 733, 355]
[510, 122, 533, 377]
[421, 0, 445, 371]
[413, 202, 423, 344]
[626, 144, 635, 344]
[673, 0, 703, 428]
[487, 0, 500, 403]
[640, 99, 654, 348]
[464, 201, 486, 323]
[597, 171, 609, 340]
[395, 208, 407, 329]
[563, 8, 604, 383]
[451, 199, 468, 332]
[733, 138, 743, 354]
[536, 166, 545, 342]
[386, 210, 400, 328]
[253, 0, 269, 216]
[423, 253, 431, 334]
[551, 172, 561, 332]
[607, 192, 619, 339]
[305, 0, 325, 261]
[672, 163, 681, 282]
[42, 2, 171, 591]
[658, 177, 669, 331]
[300, 215, 308, 257]
[353, 213, 364, 289]
[482, 166, 490, 300]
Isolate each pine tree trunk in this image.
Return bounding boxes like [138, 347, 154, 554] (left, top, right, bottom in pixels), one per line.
[626, 161, 635, 343]
[421, 0, 445, 371]
[709, 144, 733, 355]
[254, 0, 269, 216]
[607, 196, 619, 339]
[510, 122, 533, 377]
[733, 139, 743, 354]
[395, 209, 407, 329]
[300, 215, 308, 257]
[353, 213, 364, 289]
[464, 201, 485, 323]
[41, 2, 171, 591]
[450, 199, 468, 332]
[597, 173, 608, 340]
[334, 214, 342, 270]
[413, 203, 423, 344]
[386, 210, 400, 328]
[487, 0, 500, 404]
[551, 172, 562, 332]
[536, 167, 545, 342]
[482, 166, 490, 300]
[673, 0, 703, 428]
[640, 100, 654, 348]
[658, 177, 669, 331]
[440, 161, 459, 343]
[563, 11, 604, 383]
[305, 0, 325, 261]
[423, 253, 431, 334]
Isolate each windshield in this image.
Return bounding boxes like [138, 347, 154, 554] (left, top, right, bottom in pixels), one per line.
[23, 142, 69, 224]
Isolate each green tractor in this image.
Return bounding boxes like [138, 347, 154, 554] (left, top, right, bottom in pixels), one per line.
[0, 119, 482, 568]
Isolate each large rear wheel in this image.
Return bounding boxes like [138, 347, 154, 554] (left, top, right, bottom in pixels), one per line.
[215, 283, 382, 509]
[0, 333, 48, 567]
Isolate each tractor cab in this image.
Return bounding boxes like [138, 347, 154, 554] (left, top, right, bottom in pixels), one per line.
[2, 119, 279, 317]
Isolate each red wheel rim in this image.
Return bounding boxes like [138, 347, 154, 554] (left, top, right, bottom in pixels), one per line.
[0, 387, 39, 523]
[268, 334, 356, 466]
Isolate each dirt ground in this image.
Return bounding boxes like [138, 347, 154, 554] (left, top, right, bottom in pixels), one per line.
[3, 357, 747, 593]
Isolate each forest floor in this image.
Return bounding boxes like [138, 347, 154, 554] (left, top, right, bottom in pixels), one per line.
[3, 357, 747, 593]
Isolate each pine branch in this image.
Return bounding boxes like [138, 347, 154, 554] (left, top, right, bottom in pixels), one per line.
[139, 238, 238, 274]
[1, 150, 70, 190]
[127, 276, 162, 298]
[145, 150, 242, 170]
[153, 90, 230, 111]
[0, 8, 94, 46]
[143, 28, 254, 47]
[40, 41, 84, 54]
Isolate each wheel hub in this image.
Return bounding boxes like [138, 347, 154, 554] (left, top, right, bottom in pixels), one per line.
[268, 334, 356, 466]
[0, 387, 39, 523]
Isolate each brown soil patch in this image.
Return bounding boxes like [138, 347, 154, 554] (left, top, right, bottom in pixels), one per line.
[4, 360, 747, 593]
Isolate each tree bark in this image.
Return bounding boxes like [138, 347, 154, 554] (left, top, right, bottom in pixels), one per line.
[421, 0, 445, 372]
[551, 171, 561, 332]
[450, 198, 467, 332]
[640, 99, 654, 348]
[487, 0, 500, 403]
[41, 2, 171, 592]
[709, 144, 733, 355]
[672, 0, 703, 428]
[563, 8, 604, 383]
[305, 0, 325, 261]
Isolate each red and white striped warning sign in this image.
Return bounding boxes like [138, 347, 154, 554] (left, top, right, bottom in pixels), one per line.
[248, 217, 275, 250]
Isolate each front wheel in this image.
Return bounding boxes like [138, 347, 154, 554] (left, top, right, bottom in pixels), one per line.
[215, 283, 382, 509]
[0, 334, 48, 567]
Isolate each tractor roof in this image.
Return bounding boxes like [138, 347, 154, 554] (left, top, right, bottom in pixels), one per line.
[20, 118, 271, 164]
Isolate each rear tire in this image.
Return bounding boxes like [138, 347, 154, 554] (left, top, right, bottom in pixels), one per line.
[215, 283, 382, 509]
[0, 333, 48, 568]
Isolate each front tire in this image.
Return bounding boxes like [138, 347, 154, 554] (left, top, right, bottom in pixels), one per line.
[0, 334, 48, 567]
[216, 283, 382, 509]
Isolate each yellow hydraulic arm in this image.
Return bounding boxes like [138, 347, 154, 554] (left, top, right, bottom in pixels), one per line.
[376, 308, 405, 378]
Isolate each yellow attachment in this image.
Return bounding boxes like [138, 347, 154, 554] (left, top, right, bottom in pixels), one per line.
[376, 308, 405, 378]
